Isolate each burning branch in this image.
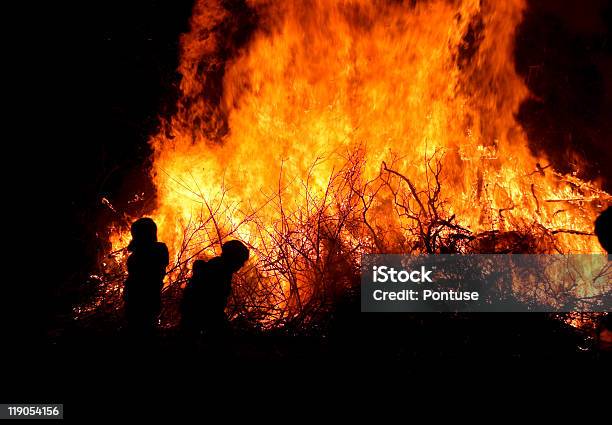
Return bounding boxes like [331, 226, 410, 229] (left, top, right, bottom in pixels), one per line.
[381, 151, 473, 253]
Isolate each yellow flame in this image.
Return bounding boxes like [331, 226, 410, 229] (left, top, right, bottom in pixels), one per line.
[107, 0, 609, 323]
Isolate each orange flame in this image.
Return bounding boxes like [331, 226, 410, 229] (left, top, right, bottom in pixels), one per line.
[106, 0, 609, 325]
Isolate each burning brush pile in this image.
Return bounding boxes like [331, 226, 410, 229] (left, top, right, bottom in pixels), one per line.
[81, 0, 610, 330]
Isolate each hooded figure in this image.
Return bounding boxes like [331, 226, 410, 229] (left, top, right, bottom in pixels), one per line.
[180, 240, 249, 338]
[124, 218, 169, 337]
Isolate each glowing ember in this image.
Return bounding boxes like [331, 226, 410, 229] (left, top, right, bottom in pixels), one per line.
[101, 0, 609, 326]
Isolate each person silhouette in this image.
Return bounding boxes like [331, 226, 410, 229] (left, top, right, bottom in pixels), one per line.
[594, 207, 612, 351]
[124, 218, 169, 338]
[180, 240, 249, 340]
[594, 206, 611, 254]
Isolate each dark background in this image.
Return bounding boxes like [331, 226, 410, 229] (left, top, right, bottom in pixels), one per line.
[4, 0, 611, 403]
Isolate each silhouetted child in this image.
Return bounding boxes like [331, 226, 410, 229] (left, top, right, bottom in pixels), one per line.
[124, 218, 169, 338]
[180, 240, 249, 340]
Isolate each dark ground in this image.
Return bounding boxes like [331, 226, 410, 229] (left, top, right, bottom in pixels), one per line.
[4, 0, 612, 415]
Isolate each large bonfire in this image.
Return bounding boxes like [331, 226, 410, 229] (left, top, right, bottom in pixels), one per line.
[91, 0, 609, 327]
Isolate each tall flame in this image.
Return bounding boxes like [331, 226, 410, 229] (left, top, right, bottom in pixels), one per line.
[106, 0, 609, 324]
